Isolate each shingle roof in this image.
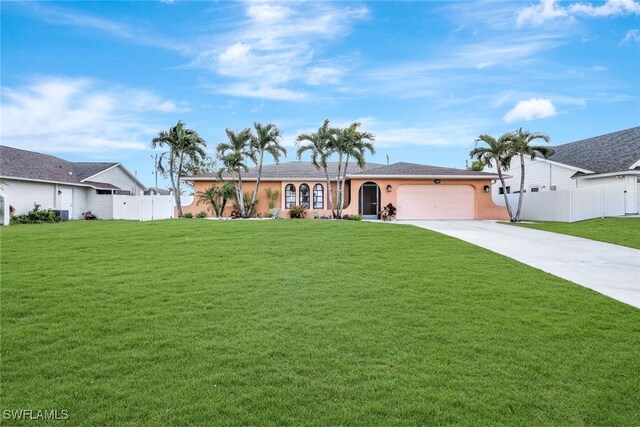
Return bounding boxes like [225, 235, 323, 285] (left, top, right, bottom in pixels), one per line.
[0, 145, 120, 187]
[195, 161, 385, 180]
[548, 127, 640, 174]
[352, 162, 499, 177]
[191, 160, 499, 180]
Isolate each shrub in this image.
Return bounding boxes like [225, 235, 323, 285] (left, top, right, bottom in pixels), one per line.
[9, 205, 15, 217]
[380, 203, 397, 221]
[196, 211, 208, 218]
[183, 212, 193, 219]
[10, 204, 60, 224]
[312, 210, 319, 219]
[230, 209, 242, 219]
[269, 208, 282, 219]
[288, 205, 307, 219]
[349, 214, 363, 221]
[264, 188, 280, 209]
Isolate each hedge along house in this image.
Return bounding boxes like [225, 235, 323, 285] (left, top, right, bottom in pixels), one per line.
[182, 161, 509, 220]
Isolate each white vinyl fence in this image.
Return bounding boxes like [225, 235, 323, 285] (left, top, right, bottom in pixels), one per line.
[111, 195, 193, 221]
[494, 183, 625, 222]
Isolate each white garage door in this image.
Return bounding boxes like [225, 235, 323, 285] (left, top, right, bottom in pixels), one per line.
[397, 185, 475, 219]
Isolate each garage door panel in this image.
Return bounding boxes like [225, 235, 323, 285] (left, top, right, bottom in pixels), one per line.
[397, 185, 475, 219]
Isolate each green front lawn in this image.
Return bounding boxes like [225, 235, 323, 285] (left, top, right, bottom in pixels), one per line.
[509, 217, 640, 249]
[1, 220, 638, 426]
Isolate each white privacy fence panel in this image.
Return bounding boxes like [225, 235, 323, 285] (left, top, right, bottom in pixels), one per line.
[111, 195, 177, 221]
[496, 183, 625, 222]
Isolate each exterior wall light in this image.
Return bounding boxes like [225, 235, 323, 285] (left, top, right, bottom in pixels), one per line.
[434, 179, 441, 184]
[484, 185, 490, 193]
[386, 184, 393, 192]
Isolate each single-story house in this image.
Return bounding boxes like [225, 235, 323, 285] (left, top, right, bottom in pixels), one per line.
[490, 127, 640, 214]
[0, 145, 147, 219]
[182, 161, 509, 220]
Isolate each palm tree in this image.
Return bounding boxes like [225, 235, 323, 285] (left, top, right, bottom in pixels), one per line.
[470, 133, 515, 221]
[151, 120, 207, 218]
[247, 123, 286, 217]
[330, 122, 375, 217]
[216, 128, 254, 217]
[508, 128, 552, 222]
[196, 181, 235, 218]
[296, 119, 337, 217]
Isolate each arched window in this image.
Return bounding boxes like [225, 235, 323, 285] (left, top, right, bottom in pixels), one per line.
[285, 184, 296, 209]
[313, 184, 324, 209]
[299, 184, 310, 208]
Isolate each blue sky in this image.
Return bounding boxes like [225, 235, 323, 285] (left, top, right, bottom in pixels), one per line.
[1, 0, 639, 188]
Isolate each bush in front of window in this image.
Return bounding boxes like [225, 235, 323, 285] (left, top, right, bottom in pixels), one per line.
[288, 205, 307, 219]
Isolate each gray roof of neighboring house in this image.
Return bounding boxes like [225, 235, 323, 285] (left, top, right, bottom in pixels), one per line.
[195, 161, 386, 180]
[352, 162, 500, 177]
[144, 187, 171, 195]
[548, 127, 640, 174]
[0, 145, 137, 189]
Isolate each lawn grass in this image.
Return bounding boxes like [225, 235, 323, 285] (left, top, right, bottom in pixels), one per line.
[1, 220, 639, 426]
[508, 217, 640, 249]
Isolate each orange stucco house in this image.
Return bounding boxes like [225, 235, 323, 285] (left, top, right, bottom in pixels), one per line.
[181, 161, 509, 220]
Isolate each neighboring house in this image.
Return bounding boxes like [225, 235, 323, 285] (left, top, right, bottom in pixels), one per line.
[0, 145, 147, 219]
[144, 187, 171, 196]
[183, 161, 508, 220]
[489, 127, 640, 214]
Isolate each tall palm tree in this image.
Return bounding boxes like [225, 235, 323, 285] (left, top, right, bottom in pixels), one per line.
[470, 133, 515, 221]
[216, 128, 254, 218]
[508, 128, 552, 222]
[330, 122, 376, 216]
[151, 120, 207, 218]
[247, 123, 286, 217]
[296, 119, 337, 217]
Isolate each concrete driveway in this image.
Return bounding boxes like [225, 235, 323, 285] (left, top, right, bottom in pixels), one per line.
[402, 220, 640, 309]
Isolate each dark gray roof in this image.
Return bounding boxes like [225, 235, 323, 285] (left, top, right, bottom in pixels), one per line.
[0, 145, 121, 187]
[549, 127, 640, 174]
[144, 187, 171, 195]
[196, 161, 385, 180]
[353, 162, 499, 177]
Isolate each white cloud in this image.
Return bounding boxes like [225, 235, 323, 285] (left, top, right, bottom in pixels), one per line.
[193, 1, 369, 100]
[0, 77, 188, 153]
[218, 83, 308, 101]
[619, 28, 640, 44]
[24, 2, 190, 53]
[327, 117, 490, 148]
[517, 0, 640, 26]
[503, 98, 557, 122]
[306, 67, 344, 85]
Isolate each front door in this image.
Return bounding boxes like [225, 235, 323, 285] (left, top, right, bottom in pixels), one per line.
[359, 183, 380, 219]
[59, 187, 73, 219]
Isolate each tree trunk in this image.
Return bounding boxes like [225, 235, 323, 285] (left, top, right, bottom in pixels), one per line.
[340, 155, 351, 214]
[324, 167, 336, 218]
[336, 154, 343, 217]
[175, 151, 185, 218]
[248, 151, 264, 217]
[497, 164, 514, 221]
[168, 151, 182, 218]
[220, 198, 228, 217]
[515, 154, 525, 222]
[237, 170, 245, 217]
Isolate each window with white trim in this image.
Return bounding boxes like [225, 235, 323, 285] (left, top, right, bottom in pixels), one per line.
[299, 184, 310, 208]
[285, 184, 296, 209]
[313, 184, 324, 209]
